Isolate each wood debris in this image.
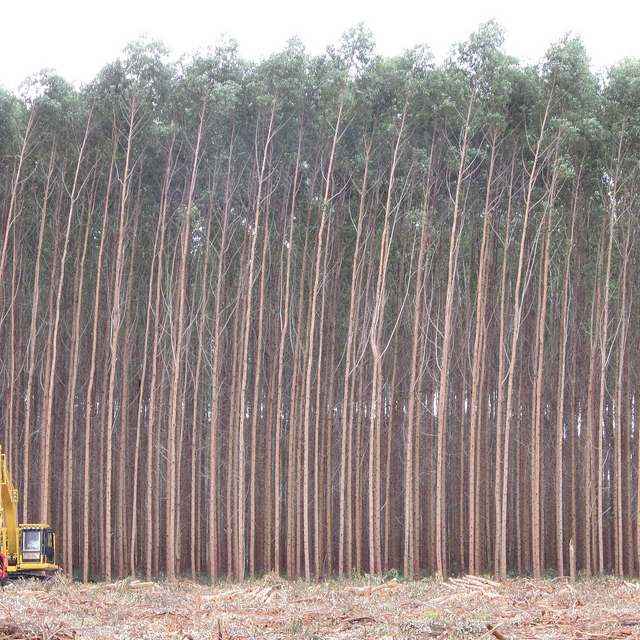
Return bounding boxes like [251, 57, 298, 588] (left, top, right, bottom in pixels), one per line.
[0, 575, 637, 639]
[343, 578, 400, 595]
[78, 578, 158, 593]
[484, 622, 509, 640]
[197, 583, 283, 604]
[430, 574, 502, 605]
[0, 621, 73, 640]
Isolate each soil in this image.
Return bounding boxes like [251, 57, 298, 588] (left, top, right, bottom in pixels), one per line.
[0, 573, 639, 639]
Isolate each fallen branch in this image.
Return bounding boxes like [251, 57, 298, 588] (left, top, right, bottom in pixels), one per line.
[442, 575, 501, 600]
[463, 575, 502, 589]
[342, 616, 377, 625]
[253, 584, 283, 602]
[485, 622, 509, 640]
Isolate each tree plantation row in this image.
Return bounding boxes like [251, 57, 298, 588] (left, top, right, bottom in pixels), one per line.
[2, 22, 640, 582]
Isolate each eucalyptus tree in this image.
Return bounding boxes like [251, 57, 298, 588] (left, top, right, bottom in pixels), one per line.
[171, 46, 241, 579]
[1, 84, 38, 514]
[279, 29, 374, 579]
[602, 58, 640, 575]
[15, 104, 50, 524]
[170, 42, 249, 581]
[356, 59, 415, 577]
[7, 73, 87, 537]
[37, 87, 91, 532]
[429, 21, 517, 576]
[84, 38, 174, 581]
[486, 41, 587, 577]
[164, 61, 211, 583]
[452, 25, 522, 576]
[238, 40, 312, 579]
[530, 36, 600, 577]
[301, 79, 343, 582]
[538, 38, 603, 577]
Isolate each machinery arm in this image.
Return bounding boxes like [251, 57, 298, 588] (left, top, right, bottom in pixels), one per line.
[0, 446, 19, 557]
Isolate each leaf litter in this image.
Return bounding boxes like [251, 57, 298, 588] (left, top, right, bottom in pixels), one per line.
[0, 573, 638, 639]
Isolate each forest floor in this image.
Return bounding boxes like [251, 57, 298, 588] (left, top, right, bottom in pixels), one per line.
[0, 572, 639, 640]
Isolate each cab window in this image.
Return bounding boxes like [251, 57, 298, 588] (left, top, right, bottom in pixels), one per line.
[23, 530, 41, 551]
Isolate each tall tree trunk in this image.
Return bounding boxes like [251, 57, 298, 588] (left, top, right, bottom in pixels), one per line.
[302, 94, 344, 581]
[555, 169, 580, 577]
[273, 122, 304, 575]
[83, 139, 117, 583]
[63, 163, 97, 578]
[190, 167, 219, 580]
[338, 128, 373, 577]
[145, 129, 176, 580]
[130, 164, 168, 576]
[531, 153, 559, 578]
[595, 128, 624, 575]
[104, 99, 135, 582]
[499, 89, 552, 579]
[613, 211, 631, 576]
[209, 123, 237, 582]
[249, 196, 270, 579]
[468, 130, 498, 575]
[22, 131, 56, 524]
[235, 102, 277, 581]
[166, 98, 208, 581]
[369, 103, 407, 576]
[40, 113, 91, 527]
[436, 91, 475, 576]
[493, 150, 515, 578]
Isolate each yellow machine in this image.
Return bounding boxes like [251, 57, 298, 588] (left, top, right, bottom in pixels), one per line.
[0, 445, 58, 580]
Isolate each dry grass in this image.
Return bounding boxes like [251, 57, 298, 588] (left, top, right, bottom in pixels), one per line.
[0, 573, 638, 639]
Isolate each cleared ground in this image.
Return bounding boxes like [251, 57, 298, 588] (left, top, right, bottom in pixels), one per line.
[0, 573, 639, 639]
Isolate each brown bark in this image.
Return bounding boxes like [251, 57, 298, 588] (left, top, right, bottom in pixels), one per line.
[338, 127, 373, 577]
[209, 123, 238, 581]
[165, 98, 207, 581]
[555, 169, 580, 577]
[302, 93, 344, 581]
[22, 131, 57, 524]
[436, 91, 475, 576]
[468, 130, 498, 575]
[369, 103, 407, 576]
[145, 129, 176, 580]
[273, 123, 304, 575]
[83, 139, 116, 583]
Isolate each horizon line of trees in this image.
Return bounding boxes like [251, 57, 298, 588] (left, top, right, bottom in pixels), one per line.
[2, 22, 640, 582]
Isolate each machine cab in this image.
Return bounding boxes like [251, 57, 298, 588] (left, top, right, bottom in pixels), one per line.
[17, 525, 57, 570]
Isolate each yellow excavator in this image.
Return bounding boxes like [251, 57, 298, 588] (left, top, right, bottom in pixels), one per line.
[0, 445, 58, 581]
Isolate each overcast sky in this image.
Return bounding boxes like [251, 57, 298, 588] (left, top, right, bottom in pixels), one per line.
[2, 0, 640, 94]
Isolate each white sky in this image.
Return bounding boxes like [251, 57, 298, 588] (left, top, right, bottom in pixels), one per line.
[2, 0, 640, 94]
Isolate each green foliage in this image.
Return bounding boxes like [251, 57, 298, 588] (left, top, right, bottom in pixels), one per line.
[0, 87, 24, 156]
[604, 59, 640, 150]
[327, 23, 376, 79]
[21, 70, 82, 135]
[542, 34, 596, 99]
